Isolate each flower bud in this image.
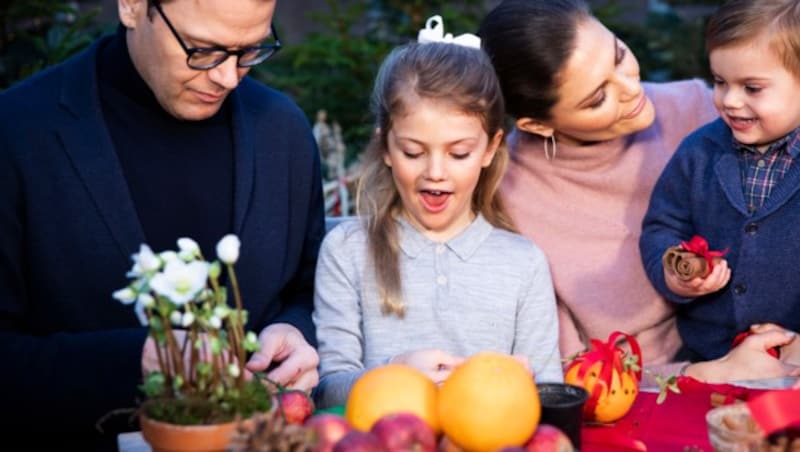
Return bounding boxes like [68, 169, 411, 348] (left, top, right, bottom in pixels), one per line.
[213, 306, 230, 319]
[181, 312, 195, 327]
[208, 261, 222, 279]
[138, 293, 155, 308]
[177, 238, 200, 259]
[170, 311, 182, 326]
[227, 363, 241, 378]
[208, 316, 222, 330]
[216, 234, 241, 264]
[112, 287, 137, 304]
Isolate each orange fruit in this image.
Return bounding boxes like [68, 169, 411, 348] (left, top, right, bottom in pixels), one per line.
[345, 364, 439, 433]
[564, 361, 638, 423]
[437, 352, 540, 451]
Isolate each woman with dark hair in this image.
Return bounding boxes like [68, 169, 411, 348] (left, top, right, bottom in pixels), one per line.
[479, 0, 799, 382]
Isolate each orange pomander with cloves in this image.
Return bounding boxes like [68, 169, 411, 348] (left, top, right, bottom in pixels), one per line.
[564, 331, 642, 424]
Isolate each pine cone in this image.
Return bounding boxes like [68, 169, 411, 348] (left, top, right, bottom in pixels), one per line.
[229, 410, 314, 452]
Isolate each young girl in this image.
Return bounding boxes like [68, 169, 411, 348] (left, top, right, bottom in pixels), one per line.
[312, 16, 562, 408]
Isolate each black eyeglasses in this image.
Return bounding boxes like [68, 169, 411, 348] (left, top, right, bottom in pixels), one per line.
[153, 0, 281, 70]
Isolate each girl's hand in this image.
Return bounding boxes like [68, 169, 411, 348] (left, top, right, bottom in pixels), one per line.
[664, 259, 730, 298]
[685, 328, 799, 382]
[391, 349, 464, 384]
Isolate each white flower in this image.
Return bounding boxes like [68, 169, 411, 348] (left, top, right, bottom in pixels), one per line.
[216, 234, 240, 264]
[159, 251, 180, 265]
[127, 244, 161, 277]
[112, 287, 137, 304]
[170, 311, 182, 326]
[208, 315, 222, 329]
[227, 363, 240, 378]
[181, 312, 195, 327]
[177, 238, 200, 258]
[150, 260, 210, 306]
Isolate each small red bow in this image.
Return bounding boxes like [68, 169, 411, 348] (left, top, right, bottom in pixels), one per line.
[680, 235, 729, 275]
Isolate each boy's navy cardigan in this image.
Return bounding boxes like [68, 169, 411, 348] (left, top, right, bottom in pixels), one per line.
[640, 118, 800, 360]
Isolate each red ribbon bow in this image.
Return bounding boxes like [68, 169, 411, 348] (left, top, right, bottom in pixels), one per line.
[680, 235, 729, 275]
[571, 331, 643, 418]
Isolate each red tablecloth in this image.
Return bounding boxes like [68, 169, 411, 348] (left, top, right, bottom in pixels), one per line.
[581, 379, 768, 452]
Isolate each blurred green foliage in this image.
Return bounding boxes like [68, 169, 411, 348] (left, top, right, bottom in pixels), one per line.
[252, 0, 487, 165]
[2, 0, 721, 160]
[1, 1, 104, 89]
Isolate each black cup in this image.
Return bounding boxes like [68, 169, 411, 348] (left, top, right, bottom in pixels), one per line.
[537, 382, 589, 450]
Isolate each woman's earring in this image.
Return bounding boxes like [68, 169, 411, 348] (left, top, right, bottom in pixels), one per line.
[543, 135, 557, 161]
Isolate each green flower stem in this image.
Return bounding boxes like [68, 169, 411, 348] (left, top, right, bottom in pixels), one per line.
[161, 316, 185, 385]
[146, 308, 169, 383]
[225, 263, 247, 388]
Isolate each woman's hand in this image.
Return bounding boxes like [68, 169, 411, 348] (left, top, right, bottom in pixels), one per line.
[685, 328, 800, 382]
[749, 323, 800, 366]
[664, 259, 730, 298]
[390, 349, 464, 384]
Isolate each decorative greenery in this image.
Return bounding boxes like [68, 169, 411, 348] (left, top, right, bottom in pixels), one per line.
[253, 0, 487, 166]
[113, 235, 271, 425]
[3, 0, 721, 160]
[1, 0, 104, 89]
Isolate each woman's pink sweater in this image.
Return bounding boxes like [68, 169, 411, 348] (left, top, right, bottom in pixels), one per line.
[502, 80, 718, 365]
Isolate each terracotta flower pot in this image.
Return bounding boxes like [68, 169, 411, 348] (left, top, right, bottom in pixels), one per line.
[140, 415, 247, 452]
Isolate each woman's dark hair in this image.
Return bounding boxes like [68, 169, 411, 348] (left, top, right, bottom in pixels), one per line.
[478, 0, 591, 120]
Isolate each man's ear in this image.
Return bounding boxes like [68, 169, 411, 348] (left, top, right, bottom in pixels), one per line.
[119, 0, 146, 28]
[515, 117, 554, 139]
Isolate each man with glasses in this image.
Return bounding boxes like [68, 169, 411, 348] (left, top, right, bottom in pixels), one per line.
[0, 0, 324, 447]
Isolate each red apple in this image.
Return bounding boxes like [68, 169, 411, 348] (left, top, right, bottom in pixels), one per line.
[524, 424, 574, 452]
[333, 430, 387, 452]
[275, 389, 314, 424]
[305, 414, 353, 452]
[370, 413, 436, 452]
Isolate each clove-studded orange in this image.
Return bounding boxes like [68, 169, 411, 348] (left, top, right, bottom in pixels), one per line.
[564, 331, 642, 423]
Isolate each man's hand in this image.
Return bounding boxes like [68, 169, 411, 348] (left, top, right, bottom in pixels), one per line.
[246, 323, 319, 391]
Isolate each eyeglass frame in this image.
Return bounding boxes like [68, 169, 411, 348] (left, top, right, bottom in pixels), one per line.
[152, 0, 281, 70]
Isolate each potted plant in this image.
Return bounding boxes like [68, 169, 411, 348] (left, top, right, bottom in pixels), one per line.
[113, 234, 272, 451]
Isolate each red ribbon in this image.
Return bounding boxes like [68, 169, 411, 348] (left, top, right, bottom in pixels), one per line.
[680, 235, 728, 276]
[568, 331, 643, 419]
[747, 390, 800, 435]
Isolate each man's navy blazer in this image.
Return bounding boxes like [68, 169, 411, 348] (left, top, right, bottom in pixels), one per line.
[0, 36, 325, 438]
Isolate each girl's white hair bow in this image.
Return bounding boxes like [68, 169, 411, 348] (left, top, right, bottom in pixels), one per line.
[417, 15, 481, 49]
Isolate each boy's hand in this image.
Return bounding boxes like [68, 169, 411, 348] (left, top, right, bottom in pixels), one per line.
[664, 259, 731, 297]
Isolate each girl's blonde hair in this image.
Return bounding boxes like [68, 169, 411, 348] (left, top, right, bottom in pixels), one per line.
[356, 42, 514, 317]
